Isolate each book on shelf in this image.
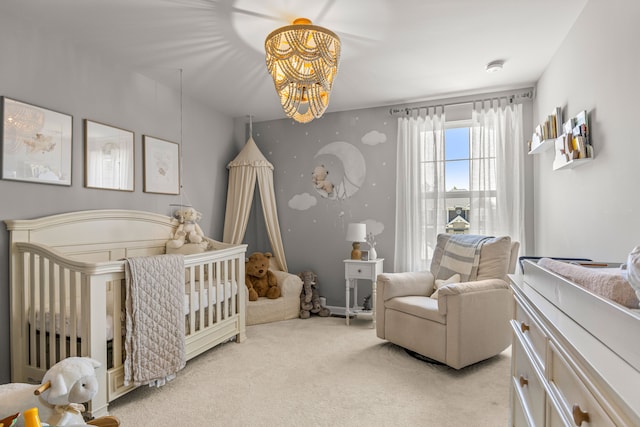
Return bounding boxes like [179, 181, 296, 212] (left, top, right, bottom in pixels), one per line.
[573, 110, 589, 147]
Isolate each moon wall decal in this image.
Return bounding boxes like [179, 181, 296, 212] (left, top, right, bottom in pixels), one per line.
[314, 141, 366, 200]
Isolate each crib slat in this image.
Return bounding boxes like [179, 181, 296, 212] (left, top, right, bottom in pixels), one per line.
[48, 259, 56, 369]
[197, 263, 204, 331]
[112, 279, 123, 370]
[28, 253, 37, 370]
[206, 261, 213, 327]
[215, 260, 222, 323]
[230, 258, 237, 316]
[59, 266, 68, 361]
[69, 272, 78, 357]
[188, 265, 196, 336]
[38, 255, 47, 369]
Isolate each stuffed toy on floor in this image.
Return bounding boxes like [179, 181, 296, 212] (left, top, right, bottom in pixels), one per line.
[0, 357, 119, 427]
[298, 271, 330, 319]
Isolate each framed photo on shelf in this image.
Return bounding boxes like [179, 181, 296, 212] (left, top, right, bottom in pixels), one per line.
[360, 250, 370, 261]
[143, 135, 180, 195]
[1, 97, 72, 186]
[84, 119, 134, 191]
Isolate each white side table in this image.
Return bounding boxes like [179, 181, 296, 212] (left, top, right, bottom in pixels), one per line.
[343, 258, 384, 327]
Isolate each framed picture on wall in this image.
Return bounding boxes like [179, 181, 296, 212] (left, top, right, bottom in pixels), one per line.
[84, 119, 135, 191]
[1, 97, 72, 186]
[143, 135, 180, 195]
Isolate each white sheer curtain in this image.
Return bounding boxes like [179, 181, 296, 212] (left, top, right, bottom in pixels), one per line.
[470, 100, 526, 249]
[394, 107, 446, 272]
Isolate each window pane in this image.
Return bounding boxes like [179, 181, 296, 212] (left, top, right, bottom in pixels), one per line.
[445, 159, 469, 191]
[445, 127, 469, 160]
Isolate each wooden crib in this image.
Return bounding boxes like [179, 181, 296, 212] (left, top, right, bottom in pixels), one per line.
[5, 209, 247, 418]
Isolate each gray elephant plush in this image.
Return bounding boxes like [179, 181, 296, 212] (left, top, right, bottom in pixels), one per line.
[298, 271, 331, 319]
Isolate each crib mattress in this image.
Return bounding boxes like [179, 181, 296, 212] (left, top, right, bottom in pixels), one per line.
[30, 280, 238, 340]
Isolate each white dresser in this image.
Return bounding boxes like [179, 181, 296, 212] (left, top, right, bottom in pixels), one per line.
[509, 261, 640, 426]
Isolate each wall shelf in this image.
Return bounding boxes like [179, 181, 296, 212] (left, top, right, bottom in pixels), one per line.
[531, 108, 593, 171]
[553, 157, 592, 170]
[528, 137, 556, 155]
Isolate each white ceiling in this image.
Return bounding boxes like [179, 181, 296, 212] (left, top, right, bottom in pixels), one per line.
[2, 0, 589, 122]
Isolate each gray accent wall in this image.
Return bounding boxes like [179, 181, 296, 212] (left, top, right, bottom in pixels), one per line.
[244, 106, 398, 311]
[237, 95, 534, 313]
[0, 12, 236, 382]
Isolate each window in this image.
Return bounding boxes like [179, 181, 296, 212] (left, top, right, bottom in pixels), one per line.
[422, 120, 497, 234]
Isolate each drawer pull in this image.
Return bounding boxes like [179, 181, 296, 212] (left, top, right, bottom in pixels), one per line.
[520, 322, 530, 333]
[518, 376, 528, 388]
[358, 269, 362, 273]
[572, 404, 590, 426]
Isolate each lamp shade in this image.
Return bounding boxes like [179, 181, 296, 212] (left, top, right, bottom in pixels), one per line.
[346, 223, 366, 242]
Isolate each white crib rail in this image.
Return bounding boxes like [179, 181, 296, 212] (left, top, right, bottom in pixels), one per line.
[10, 239, 246, 418]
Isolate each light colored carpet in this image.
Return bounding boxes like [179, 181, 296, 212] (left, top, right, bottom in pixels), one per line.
[108, 316, 511, 426]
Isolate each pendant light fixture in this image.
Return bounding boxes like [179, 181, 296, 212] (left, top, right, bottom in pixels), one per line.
[264, 18, 341, 123]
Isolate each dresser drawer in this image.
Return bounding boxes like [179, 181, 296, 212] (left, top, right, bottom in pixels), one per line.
[512, 337, 545, 427]
[548, 343, 616, 427]
[514, 302, 547, 370]
[346, 262, 374, 279]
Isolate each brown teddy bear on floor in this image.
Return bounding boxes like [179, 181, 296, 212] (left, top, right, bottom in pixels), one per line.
[245, 252, 281, 301]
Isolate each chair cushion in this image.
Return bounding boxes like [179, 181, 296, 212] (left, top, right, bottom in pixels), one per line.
[385, 296, 446, 324]
[476, 236, 512, 281]
[430, 274, 460, 299]
[431, 234, 512, 282]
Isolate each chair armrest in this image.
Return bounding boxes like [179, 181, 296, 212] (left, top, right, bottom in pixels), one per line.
[376, 271, 435, 301]
[438, 278, 508, 296]
[271, 270, 303, 297]
[437, 278, 509, 315]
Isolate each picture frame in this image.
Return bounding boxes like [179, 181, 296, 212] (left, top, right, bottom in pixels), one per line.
[84, 119, 134, 191]
[143, 135, 180, 195]
[1, 97, 72, 186]
[360, 250, 370, 261]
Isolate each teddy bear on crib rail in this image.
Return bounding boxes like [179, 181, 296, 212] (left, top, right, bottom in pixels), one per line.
[166, 207, 209, 255]
[0, 357, 119, 426]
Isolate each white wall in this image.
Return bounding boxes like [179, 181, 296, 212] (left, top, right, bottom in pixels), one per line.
[533, 0, 640, 261]
[0, 12, 236, 382]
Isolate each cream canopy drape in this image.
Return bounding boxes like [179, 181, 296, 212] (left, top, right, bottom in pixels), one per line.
[222, 136, 288, 272]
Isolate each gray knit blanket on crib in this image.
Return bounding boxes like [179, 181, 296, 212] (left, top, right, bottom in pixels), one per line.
[124, 254, 186, 387]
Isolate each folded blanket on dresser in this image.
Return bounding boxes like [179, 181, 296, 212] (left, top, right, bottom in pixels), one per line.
[124, 254, 186, 387]
[436, 234, 492, 282]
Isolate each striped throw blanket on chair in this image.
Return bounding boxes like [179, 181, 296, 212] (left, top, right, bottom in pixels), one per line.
[435, 235, 493, 282]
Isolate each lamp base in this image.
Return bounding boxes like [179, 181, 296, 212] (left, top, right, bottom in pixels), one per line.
[350, 242, 361, 260]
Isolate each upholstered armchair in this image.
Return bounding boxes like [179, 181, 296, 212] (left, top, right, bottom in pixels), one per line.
[245, 258, 303, 326]
[376, 234, 519, 369]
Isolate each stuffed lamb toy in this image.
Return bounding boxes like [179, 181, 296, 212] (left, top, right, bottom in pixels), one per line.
[0, 357, 100, 426]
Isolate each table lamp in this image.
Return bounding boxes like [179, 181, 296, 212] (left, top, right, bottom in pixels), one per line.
[346, 223, 366, 260]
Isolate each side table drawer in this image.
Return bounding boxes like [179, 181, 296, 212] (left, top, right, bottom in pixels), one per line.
[548, 343, 616, 427]
[346, 262, 374, 279]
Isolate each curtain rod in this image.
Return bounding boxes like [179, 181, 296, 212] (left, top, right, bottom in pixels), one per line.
[389, 88, 535, 116]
